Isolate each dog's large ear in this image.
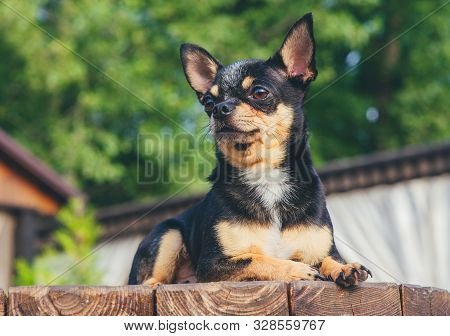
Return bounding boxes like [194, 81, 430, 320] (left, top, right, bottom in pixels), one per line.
[180, 43, 222, 96]
[270, 13, 317, 84]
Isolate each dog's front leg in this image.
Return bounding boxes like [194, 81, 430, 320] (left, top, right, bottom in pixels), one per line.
[198, 253, 320, 282]
[231, 253, 320, 281]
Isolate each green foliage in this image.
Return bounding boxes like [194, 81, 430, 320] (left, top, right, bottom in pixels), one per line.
[0, 0, 449, 206]
[14, 199, 102, 285]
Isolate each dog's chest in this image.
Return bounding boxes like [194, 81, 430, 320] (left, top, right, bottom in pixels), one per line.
[216, 221, 332, 265]
[242, 168, 291, 227]
[216, 169, 332, 265]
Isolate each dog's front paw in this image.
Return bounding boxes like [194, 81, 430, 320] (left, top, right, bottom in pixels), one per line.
[330, 263, 372, 287]
[287, 261, 322, 281]
[143, 277, 164, 288]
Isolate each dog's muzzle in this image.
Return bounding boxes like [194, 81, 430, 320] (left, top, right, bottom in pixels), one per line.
[212, 100, 236, 120]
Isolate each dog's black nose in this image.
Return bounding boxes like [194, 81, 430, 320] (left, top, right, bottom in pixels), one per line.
[213, 102, 235, 119]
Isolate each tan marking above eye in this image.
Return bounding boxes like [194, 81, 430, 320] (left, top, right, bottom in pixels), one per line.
[241, 76, 255, 90]
[210, 84, 219, 97]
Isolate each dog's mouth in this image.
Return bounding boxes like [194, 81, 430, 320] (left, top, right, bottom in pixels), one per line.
[216, 125, 238, 133]
[214, 123, 261, 151]
[216, 124, 259, 135]
[233, 142, 253, 151]
[215, 123, 259, 135]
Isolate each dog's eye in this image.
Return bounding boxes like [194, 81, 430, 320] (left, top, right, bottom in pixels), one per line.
[203, 96, 214, 113]
[250, 86, 269, 100]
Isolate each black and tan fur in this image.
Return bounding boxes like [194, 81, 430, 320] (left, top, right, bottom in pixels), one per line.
[129, 13, 372, 288]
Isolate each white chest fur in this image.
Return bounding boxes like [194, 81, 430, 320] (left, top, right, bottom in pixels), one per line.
[242, 168, 291, 228]
[216, 221, 332, 265]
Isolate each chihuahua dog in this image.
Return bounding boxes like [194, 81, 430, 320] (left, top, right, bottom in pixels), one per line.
[129, 13, 371, 288]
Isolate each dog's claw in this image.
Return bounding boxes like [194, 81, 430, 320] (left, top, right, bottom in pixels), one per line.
[360, 265, 373, 278]
[314, 273, 327, 281]
[331, 263, 372, 287]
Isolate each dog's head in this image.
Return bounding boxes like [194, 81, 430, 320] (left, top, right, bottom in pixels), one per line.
[181, 13, 317, 169]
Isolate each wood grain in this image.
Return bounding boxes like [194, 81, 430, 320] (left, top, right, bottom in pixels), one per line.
[4, 283, 448, 316]
[290, 281, 401, 316]
[401, 284, 449, 316]
[156, 281, 289, 316]
[8, 286, 153, 316]
[0, 289, 6, 316]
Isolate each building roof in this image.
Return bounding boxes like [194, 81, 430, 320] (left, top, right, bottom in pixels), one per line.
[0, 128, 79, 203]
[97, 141, 450, 241]
[319, 141, 450, 194]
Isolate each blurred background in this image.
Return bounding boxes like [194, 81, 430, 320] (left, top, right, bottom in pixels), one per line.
[0, 1, 448, 290]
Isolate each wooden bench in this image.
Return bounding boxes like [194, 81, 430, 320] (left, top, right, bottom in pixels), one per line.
[2, 282, 448, 316]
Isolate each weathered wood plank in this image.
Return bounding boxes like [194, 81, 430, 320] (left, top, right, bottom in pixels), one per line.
[4, 283, 448, 316]
[431, 288, 450, 316]
[8, 286, 153, 316]
[0, 289, 6, 316]
[290, 281, 401, 316]
[156, 281, 289, 316]
[401, 284, 449, 316]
